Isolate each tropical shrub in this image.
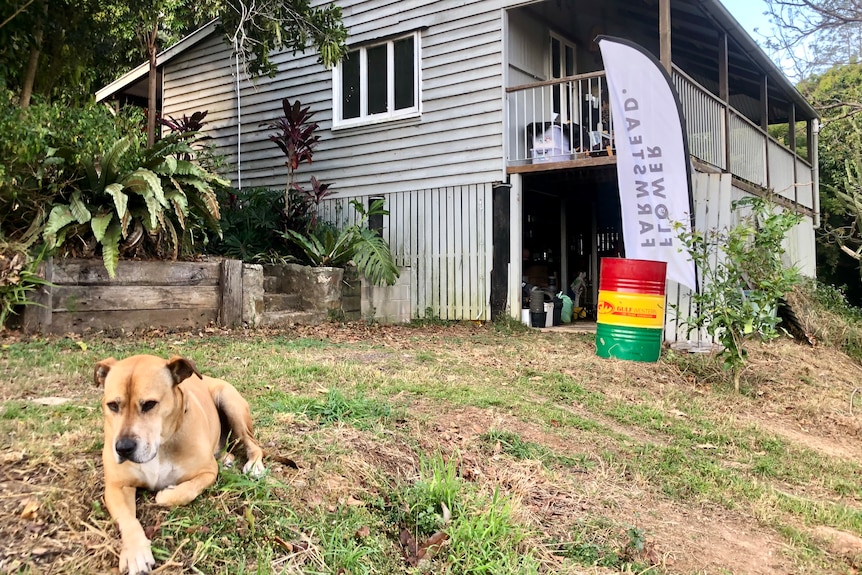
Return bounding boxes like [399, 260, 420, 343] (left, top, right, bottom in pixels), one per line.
[0, 91, 142, 244]
[262, 98, 320, 213]
[0, 237, 51, 331]
[283, 199, 400, 286]
[675, 196, 803, 391]
[261, 99, 336, 232]
[43, 131, 227, 277]
[257, 98, 398, 284]
[210, 186, 295, 263]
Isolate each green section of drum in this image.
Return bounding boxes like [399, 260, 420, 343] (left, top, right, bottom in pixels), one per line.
[595, 323, 664, 362]
[595, 258, 667, 363]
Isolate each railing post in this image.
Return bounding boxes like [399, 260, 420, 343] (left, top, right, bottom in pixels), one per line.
[218, 259, 243, 328]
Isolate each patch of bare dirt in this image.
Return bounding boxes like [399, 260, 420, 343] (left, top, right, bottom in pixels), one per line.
[737, 340, 862, 462]
[0, 451, 115, 573]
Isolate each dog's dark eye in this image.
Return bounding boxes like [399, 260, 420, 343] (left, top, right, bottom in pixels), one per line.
[106, 401, 120, 413]
[141, 400, 158, 413]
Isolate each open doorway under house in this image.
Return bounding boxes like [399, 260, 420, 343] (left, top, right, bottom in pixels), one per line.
[510, 165, 622, 317]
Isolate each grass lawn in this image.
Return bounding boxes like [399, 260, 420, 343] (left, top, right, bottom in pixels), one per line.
[2, 320, 862, 574]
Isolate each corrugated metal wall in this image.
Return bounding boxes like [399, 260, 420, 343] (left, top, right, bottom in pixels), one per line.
[665, 171, 818, 344]
[319, 183, 494, 321]
[665, 172, 732, 343]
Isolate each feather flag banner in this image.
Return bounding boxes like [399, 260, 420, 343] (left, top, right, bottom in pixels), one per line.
[597, 36, 697, 290]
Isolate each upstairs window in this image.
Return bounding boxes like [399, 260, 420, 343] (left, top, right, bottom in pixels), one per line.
[333, 32, 421, 127]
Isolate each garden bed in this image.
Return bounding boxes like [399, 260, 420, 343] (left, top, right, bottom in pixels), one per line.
[21, 258, 381, 334]
[23, 258, 258, 333]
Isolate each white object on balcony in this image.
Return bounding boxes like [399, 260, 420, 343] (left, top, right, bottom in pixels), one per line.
[532, 124, 570, 163]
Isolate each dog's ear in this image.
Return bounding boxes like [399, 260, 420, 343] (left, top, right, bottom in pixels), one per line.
[166, 356, 203, 385]
[94, 358, 117, 387]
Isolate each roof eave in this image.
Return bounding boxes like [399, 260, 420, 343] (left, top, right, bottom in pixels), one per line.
[95, 20, 220, 103]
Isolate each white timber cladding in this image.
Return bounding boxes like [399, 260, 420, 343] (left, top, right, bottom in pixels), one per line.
[162, 34, 242, 180]
[164, 0, 508, 197]
[664, 171, 817, 343]
[157, 0, 820, 327]
[318, 184, 493, 321]
[160, 0, 506, 323]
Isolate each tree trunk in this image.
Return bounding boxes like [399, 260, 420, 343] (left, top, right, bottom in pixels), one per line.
[18, 3, 45, 108]
[146, 18, 159, 147]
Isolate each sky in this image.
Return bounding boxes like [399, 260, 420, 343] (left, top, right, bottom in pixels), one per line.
[720, 0, 803, 78]
[720, 0, 774, 42]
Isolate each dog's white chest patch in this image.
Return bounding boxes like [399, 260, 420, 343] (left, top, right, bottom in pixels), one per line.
[138, 455, 183, 491]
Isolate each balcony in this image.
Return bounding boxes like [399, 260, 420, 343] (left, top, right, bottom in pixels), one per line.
[505, 69, 816, 212]
[506, 72, 616, 171]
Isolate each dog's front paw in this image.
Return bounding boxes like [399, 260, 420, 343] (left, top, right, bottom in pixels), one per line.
[243, 457, 265, 478]
[120, 539, 155, 574]
[154, 485, 177, 506]
[220, 452, 236, 468]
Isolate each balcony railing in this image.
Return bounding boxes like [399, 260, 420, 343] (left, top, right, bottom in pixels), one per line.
[505, 69, 815, 210]
[505, 71, 615, 166]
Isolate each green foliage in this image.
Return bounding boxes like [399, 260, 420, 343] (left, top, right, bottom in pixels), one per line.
[676, 196, 803, 391]
[209, 187, 296, 263]
[387, 452, 541, 573]
[805, 278, 862, 322]
[559, 517, 652, 570]
[796, 63, 862, 305]
[822, 152, 862, 293]
[283, 199, 400, 286]
[788, 277, 862, 364]
[44, 131, 227, 277]
[297, 388, 394, 430]
[480, 429, 590, 469]
[218, 0, 348, 77]
[395, 453, 462, 537]
[0, 243, 51, 330]
[0, 0, 147, 105]
[0, 93, 142, 242]
[445, 489, 540, 574]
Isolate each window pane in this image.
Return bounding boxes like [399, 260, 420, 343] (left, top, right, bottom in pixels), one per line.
[394, 36, 415, 110]
[367, 44, 388, 114]
[551, 38, 561, 113]
[551, 38, 561, 78]
[565, 46, 574, 76]
[341, 51, 360, 119]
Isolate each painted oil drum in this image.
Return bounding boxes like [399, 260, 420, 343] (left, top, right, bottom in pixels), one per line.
[595, 258, 667, 362]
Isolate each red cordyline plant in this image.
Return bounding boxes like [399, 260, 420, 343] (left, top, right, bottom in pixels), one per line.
[160, 110, 209, 134]
[262, 99, 320, 215]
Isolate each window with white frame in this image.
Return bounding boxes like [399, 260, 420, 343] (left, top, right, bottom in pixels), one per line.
[333, 32, 421, 127]
[550, 32, 577, 123]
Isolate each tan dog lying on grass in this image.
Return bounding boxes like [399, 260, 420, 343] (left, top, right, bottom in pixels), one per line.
[94, 354, 265, 574]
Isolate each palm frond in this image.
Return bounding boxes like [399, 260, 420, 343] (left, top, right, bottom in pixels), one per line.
[101, 222, 122, 279]
[90, 212, 114, 242]
[43, 205, 77, 247]
[351, 228, 400, 286]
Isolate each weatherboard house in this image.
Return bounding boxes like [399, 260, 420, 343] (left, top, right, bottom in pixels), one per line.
[97, 0, 819, 341]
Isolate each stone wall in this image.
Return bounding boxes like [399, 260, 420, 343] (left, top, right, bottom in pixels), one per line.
[361, 269, 412, 324]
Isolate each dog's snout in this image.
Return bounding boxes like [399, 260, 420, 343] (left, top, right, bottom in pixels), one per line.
[115, 437, 138, 460]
